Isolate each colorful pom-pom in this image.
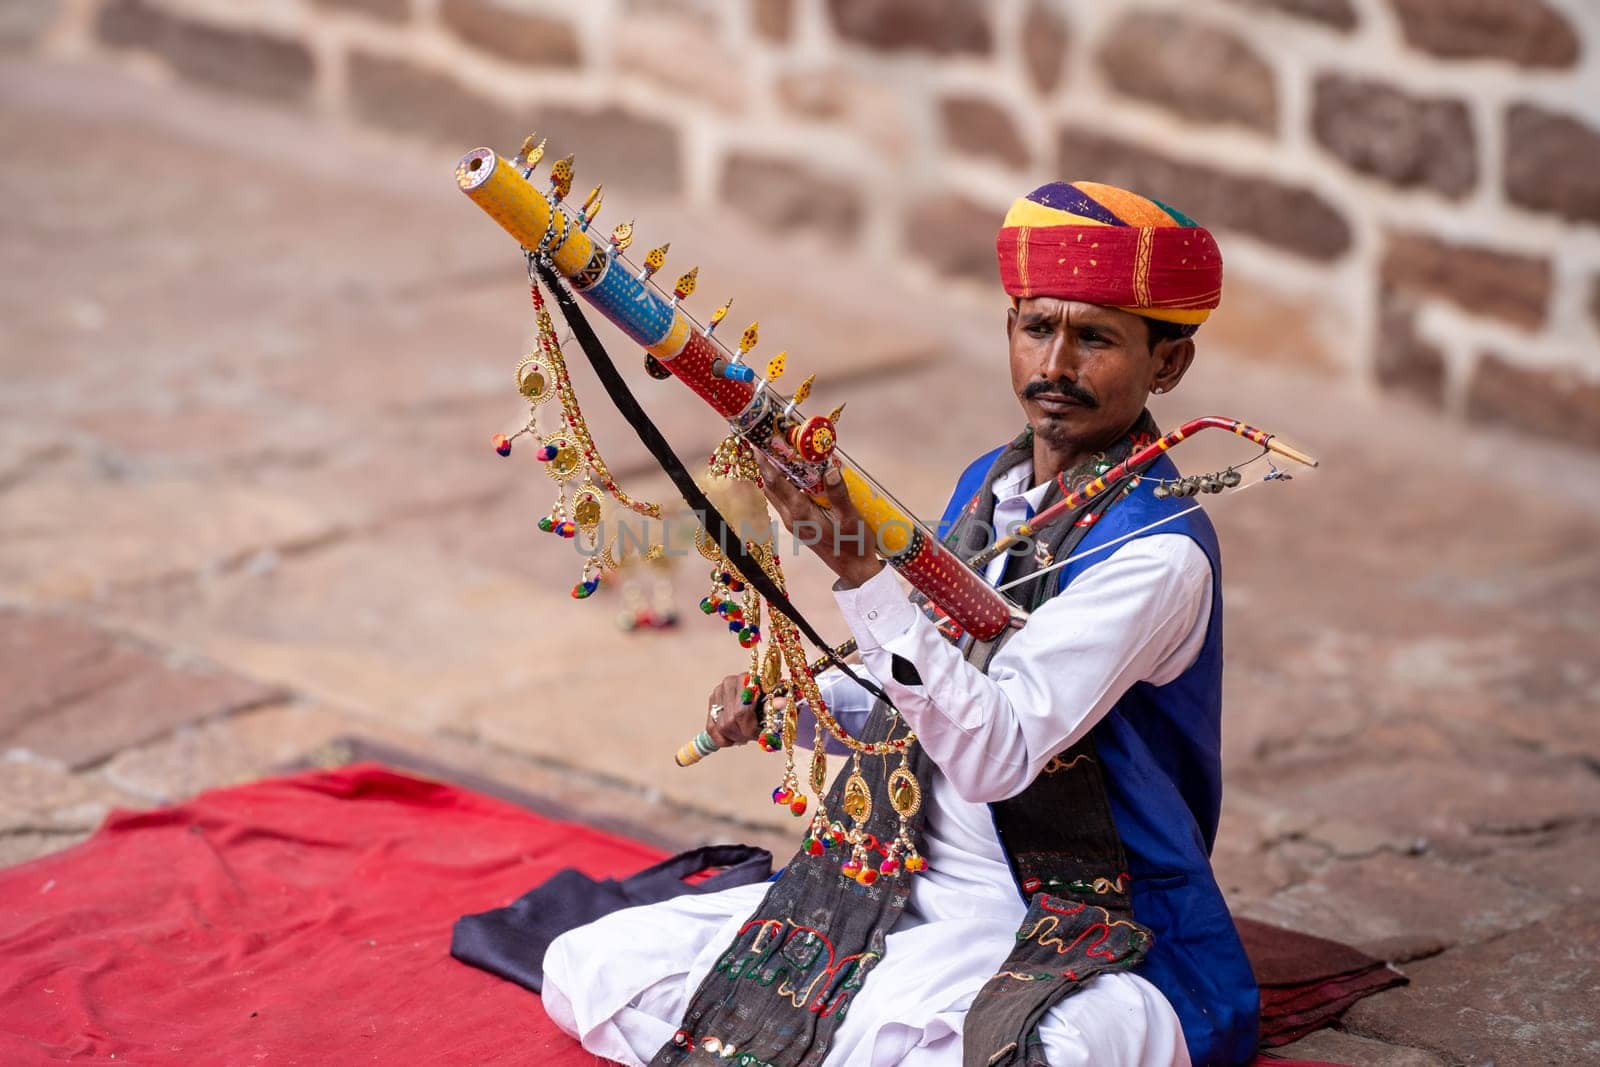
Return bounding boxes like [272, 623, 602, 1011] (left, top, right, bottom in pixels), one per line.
[492, 434, 512, 457]
[856, 868, 878, 886]
[805, 838, 825, 856]
[879, 858, 900, 875]
[536, 444, 559, 462]
[772, 786, 791, 805]
[537, 516, 555, 533]
[699, 596, 716, 614]
[788, 795, 807, 816]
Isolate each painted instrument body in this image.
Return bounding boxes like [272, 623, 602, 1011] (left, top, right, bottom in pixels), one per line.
[456, 146, 1016, 641]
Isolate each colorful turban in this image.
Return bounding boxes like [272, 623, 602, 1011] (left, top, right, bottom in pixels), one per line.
[995, 181, 1222, 327]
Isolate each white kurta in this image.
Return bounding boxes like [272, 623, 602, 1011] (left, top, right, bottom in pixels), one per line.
[544, 461, 1210, 1066]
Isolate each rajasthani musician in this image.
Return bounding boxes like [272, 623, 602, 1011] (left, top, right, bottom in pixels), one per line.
[543, 182, 1260, 1067]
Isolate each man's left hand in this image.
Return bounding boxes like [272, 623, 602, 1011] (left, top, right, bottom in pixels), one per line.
[755, 454, 885, 590]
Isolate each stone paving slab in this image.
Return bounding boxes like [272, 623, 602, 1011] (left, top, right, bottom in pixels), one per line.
[1342, 905, 1600, 1065]
[0, 608, 284, 768]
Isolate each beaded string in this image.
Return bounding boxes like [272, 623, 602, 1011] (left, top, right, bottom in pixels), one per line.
[526, 275, 660, 520]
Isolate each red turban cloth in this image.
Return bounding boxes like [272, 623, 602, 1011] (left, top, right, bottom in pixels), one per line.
[995, 181, 1223, 328]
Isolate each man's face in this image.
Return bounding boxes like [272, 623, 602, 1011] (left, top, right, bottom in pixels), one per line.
[1006, 297, 1188, 456]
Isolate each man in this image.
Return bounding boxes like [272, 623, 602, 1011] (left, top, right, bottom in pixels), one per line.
[543, 182, 1258, 1066]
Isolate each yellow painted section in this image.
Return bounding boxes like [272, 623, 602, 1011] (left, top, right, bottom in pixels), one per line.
[457, 152, 595, 277]
[646, 315, 692, 359]
[839, 468, 916, 556]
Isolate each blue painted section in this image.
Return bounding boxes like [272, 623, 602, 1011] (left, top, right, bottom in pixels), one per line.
[582, 257, 674, 347]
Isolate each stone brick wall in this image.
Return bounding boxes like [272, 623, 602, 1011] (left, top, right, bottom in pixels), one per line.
[24, 0, 1600, 445]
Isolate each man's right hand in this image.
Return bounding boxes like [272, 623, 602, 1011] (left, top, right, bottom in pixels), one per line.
[705, 672, 762, 749]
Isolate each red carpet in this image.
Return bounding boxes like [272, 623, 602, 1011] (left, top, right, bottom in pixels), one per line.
[0, 766, 1346, 1066]
[0, 765, 652, 1065]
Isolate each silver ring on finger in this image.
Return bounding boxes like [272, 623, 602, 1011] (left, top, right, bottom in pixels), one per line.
[709, 703, 724, 722]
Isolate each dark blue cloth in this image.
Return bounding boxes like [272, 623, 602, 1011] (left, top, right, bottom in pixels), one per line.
[940, 447, 1260, 1067]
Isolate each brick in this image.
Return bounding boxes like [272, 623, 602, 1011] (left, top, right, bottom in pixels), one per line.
[348, 51, 521, 148]
[0, 0, 61, 52]
[1097, 12, 1276, 133]
[1312, 74, 1476, 199]
[752, 0, 793, 42]
[0, 610, 285, 770]
[1373, 292, 1445, 404]
[1381, 230, 1551, 329]
[1222, 0, 1357, 31]
[1467, 353, 1600, 449]
[720, 153, 863, 242]
[96, 0, 314, 106]
[438, 0, 580, 68]
[775, 67, 913, 158]
[903, 192, 1002, 284]
[347, 53, 681, 193]
[1020, 1, 1069, 94]
[940, 95, 1029, 170]
[310, 0, 410, 22]
[826, 0, 990, 55]
[1054, 128, 1353, 260]
[1390, 0, 1578, 68]
[616, 13, 745, 112]
[1504, 104, 1600, 225]
[525, 105, 683, 195]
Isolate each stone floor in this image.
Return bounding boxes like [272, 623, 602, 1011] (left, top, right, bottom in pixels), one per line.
[2, 59, 1597, 1067]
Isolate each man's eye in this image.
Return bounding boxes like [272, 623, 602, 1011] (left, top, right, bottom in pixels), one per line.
[1080, 329, 1105, 345]
[1026, 322, 1053, 336]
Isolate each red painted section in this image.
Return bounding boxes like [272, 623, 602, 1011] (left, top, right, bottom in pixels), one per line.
[666, 331, 756, 418]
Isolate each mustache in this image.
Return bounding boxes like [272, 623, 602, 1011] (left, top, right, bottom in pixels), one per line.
[1023, 378, 1098, 408]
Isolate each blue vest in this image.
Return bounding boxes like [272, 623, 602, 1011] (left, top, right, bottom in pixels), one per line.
[939, 447, 1260, 1067]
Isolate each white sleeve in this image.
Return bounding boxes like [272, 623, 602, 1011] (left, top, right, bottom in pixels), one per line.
[831, 535, 1213, 803]
[791, 663, 880, 754]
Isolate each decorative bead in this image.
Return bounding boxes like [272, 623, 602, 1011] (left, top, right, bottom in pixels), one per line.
[1022, 877, 1042, 894]
[788, 795, 807, 816]
[673, 1029, 691, 1048]
[492, 433, 512, 457]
